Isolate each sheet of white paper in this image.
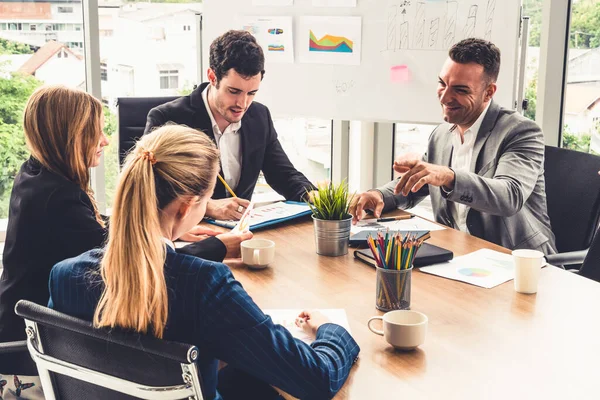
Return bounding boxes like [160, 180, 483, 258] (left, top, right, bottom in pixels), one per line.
[240, 16, 294, 63]
[264, 309, 351, 344]
[419, 249, 516, 289]
[251, 191, 286, 207]
[297, 16, 362, 65]
[252, 0, 293, 6]
[313, 0, 356, 6]
[350, 216, 446, 234]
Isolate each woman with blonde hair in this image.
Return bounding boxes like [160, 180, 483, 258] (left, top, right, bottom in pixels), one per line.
[49, 125, 360, 400]
[0, 85, 249, 375]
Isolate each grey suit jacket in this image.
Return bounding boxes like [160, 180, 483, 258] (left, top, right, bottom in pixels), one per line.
[378, 101, 557, 254]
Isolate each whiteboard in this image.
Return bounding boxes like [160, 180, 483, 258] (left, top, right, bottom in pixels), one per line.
[202, 0, 520, 124]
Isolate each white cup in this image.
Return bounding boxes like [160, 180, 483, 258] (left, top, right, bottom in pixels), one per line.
[367, 310, 428, 350]
[241, 239, 275, 270]
[512, 249, 544, 294]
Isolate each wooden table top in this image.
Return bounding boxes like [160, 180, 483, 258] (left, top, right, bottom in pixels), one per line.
[224, 212, 600, 400]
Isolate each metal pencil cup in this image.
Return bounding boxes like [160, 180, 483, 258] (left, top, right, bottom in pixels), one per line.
[375, 266, 412, 311]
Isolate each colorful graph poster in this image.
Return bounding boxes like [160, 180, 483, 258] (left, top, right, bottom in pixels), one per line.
[298, 16, 362, 65]
[240, 16, 294, 64]
[252, 0, 293, 6]
[313, 0, 357, 6]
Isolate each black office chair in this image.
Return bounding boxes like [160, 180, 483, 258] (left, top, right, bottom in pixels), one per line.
[117, 96, 179, 166]
[14, 300, 204, 400]
[543, 146, 600, 267]
[578, 227, 600, 283]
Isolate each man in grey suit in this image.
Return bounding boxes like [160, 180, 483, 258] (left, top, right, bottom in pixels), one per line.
[352, 38, 557, 254]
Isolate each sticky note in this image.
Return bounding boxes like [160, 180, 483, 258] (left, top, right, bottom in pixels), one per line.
[390, 65, 410, 83]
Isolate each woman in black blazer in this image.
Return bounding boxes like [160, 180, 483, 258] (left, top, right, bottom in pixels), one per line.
[0, 85, 250, 374]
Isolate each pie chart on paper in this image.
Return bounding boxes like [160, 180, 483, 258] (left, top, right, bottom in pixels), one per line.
[458, 268, 492, 278]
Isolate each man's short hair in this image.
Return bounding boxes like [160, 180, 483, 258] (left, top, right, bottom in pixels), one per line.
[209, 30, 265, 82]
[448, 38, 501, 83]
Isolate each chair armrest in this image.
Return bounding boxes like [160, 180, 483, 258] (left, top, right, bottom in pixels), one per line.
[546, 250, 588, 266]
[0, 340, 27, 354]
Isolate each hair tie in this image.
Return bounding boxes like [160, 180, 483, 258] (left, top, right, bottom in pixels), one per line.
[139, 149, 157, 165]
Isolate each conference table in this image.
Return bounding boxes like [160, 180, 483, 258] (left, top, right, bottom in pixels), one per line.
[226, 211, 600, 400]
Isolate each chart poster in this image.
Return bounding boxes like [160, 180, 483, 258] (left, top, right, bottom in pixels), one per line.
[298, 16, 362, 65]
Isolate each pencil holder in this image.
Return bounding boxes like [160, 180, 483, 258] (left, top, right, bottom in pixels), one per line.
[375, 266, 412, 311]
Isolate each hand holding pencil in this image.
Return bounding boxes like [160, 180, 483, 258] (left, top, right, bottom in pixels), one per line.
[205, 174, 250, 220]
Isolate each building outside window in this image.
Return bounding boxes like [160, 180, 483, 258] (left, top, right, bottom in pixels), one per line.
[101, 62, 108, 81]
[159, 69, 179, 90]
[58, 6, 74, 13]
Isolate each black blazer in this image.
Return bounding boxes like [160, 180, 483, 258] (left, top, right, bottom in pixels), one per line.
[0, 158, 226, 346]
[144, 82, 316, 201]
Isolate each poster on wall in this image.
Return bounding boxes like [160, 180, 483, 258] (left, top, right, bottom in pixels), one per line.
[312, 0, 357, 6]
[297, 16, 362, 65]
[240, 16, 294, 64]
[252, 0, 293, 6]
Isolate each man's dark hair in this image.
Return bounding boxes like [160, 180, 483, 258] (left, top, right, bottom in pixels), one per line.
[449, 38, 501, 83]
[209, 30, 265, 82]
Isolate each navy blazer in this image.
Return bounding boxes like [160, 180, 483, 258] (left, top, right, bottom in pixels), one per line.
[0, 158, 226, 346]
[144, 83, 316, 201]
[49, 247, 360, 400]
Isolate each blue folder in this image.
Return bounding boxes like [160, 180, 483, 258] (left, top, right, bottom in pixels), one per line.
[205, 201, 313, 231]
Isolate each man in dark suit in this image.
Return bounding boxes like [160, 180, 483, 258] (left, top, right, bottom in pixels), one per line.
[145, 30, 316, 220]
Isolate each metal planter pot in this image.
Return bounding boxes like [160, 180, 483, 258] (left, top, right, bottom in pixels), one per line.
[312, 215, 352, 256]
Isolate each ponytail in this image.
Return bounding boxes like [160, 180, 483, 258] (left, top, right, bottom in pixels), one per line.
[94, 125, 219, 338]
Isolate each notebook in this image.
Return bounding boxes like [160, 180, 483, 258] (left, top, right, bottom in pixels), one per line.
[354, 242, 453, 268]
[349, 230, 431, 247]
[206, 201, 312, 231]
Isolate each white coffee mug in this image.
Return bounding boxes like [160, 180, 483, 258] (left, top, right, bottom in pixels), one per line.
[241, 239, 275, 269]
[367, 310, 428, 350]
[512, 249, 544, 294]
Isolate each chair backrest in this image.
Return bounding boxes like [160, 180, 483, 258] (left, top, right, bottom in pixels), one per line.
[15, 300, 204, 400]
[117, 96, 179, 166]
[544, 146, 600, 253]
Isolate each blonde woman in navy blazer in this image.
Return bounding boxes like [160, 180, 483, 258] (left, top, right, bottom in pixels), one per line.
[49, 125, 359, 399]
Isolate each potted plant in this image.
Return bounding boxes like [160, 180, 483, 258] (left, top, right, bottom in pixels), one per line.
[307, 181, 355, 256]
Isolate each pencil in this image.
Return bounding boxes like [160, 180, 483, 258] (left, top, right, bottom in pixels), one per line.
[217, 173, 237, 198]
[376, 215, 415, 222]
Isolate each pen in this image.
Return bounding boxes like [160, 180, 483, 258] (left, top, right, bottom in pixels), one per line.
[217, 173, 237, 198]
[377, 215, 414, 222]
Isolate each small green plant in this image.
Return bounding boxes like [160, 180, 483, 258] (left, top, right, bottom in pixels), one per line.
[308, 180, 355, 221]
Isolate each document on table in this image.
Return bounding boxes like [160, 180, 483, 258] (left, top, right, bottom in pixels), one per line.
[350, 216, 446, 235]
[264, 309, 351, 344]
[419, 249, 517, 289]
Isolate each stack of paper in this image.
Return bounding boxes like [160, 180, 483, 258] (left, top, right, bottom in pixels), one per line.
[350, 216, 446, 235]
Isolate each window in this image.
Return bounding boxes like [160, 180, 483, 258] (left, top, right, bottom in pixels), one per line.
[75, 25, 81, 32]
[101, 63, 108, 81]
[561, 0, 600, 154]
[58, 6, 74, 13]
[96, 1, 202, 209]
[45, 25, 52, 31]
[393, 123, 436, 220]
[0, 11, 84, 221]
[0, 24, 6, 30]
[159, 70, 179, 89]
[183, 25, 191, 31]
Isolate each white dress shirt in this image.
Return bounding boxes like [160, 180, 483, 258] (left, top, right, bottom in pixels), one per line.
[448, 102, 491, 233]
[202, 85, 242, 192]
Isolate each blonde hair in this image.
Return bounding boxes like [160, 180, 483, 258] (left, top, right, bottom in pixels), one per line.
[23, 85, 104, 225]
[94, 124, 219, 338]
